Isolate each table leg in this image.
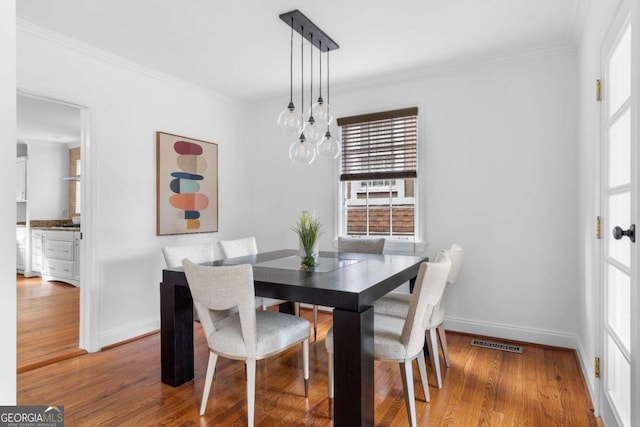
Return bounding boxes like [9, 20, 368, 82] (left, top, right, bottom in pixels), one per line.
[409, 275, 417, 293]
[278, 301, 295, 315]
[160, 281, 194, 386]
[333, 307, 375, 427]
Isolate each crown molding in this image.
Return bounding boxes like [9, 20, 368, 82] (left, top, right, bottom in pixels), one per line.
[332, 41, 578, 98]
[17, 18, 578, 108]
[16, 19, 245, 109]
[258, 40, 577, 104]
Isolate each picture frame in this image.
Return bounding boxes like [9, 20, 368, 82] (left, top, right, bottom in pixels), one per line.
[156, 131, 218, 235]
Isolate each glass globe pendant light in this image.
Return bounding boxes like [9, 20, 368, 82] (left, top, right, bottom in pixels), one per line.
[279, 9, 339, 165]
[311, 41, 332, 127]
[317, 49, 340, 159]
[289, 26, 316, 164]
[302, 34, 323, 146]
[277, 18, 301, 137]
[289, 133, 316, 164]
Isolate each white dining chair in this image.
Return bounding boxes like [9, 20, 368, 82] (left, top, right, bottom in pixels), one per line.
[219, 237, 286, 311]
[303, 236, 386, 341]
[162, 242, 215, 269]
[337, 236, 386, 254]
[325, 255, 452, 426]
[374, 243, 464, 388]
[162, 242, 262, 321]
[182, 259, 310, 426]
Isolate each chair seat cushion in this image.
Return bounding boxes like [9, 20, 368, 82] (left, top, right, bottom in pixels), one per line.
[262, 297, 286, 307]
[375, 292, 444, 327]
[208, 310, 310, 359]
[325, 313, 410, 360]
[374, 292, 411, 318]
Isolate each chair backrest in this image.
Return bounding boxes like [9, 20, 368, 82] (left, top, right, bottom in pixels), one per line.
[444, 243, 464, 285]
[162, 242, 215, 268]
[401, 255, 452, 357]
[337, 236, 385, 254]
[429, 244, 464, 326]
[182, 259, 258, 356]
[219, 237, 258, 259]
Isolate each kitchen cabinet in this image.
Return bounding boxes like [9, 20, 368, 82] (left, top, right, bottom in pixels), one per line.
[74, 232, 80, 281]
[41, 230, 80, 287]
[16, 157, 27, 202]
[31, 230, 44, 273]
[16, 227, 27, 272]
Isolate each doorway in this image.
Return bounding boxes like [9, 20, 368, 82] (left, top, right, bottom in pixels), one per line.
[598, 3, 636, 426]
[16, 92, 88, 371]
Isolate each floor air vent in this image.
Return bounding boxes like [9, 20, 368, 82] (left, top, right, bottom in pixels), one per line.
[471, 339, 523, 353]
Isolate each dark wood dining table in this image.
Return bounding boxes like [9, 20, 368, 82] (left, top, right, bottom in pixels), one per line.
[160, 249, 426, 426]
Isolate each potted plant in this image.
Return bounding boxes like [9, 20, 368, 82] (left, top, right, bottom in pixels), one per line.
[291, 211, 322, 270]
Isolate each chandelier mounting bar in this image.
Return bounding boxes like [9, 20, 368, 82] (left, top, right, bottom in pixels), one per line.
[279, 10, 339, 52]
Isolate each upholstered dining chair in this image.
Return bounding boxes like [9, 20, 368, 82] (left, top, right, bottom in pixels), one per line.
[374, 243, 464, 389]
[161, 242, 265, 321]
[337, 236, 386, 254]
[162, 242, 215, 269]
[303, 236, 387, 340]
[182, 259, 310, 426]
[307, 236, 386, 338]
[219, 237, 286, 311]
[325, 255, 452, 426]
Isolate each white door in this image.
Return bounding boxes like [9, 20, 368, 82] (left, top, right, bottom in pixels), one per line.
[599, 4, 636, 426]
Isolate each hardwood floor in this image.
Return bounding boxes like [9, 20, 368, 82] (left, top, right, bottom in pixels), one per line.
[17, 274, 84, 373]
[17, 308, 600, 426]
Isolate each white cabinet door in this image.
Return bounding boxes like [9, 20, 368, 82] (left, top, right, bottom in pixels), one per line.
[16, 227, 27, 271]
[16, 157, 26, 202]
[74, 232, 80, 281]
[31, 230, 43, 273]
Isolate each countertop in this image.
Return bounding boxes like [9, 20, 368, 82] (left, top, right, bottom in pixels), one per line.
[17, 221, 80, 231]
[30, 226, 80, 232]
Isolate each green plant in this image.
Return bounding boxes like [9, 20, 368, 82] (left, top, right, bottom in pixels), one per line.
[291, 211, 323, 269]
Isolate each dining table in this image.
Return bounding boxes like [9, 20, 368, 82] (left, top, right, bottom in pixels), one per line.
[160, 248, 426, 427]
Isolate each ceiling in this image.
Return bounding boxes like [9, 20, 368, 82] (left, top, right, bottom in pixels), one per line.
[17, 94, 81, 144]
[16, 0, 586, 102]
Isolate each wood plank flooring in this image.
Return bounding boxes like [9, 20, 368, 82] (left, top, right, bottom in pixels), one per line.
[17, 308, 600, 426]
[17, 274, 84, 373]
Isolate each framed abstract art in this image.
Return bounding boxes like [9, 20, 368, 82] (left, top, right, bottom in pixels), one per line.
[156, 132, 218, 235]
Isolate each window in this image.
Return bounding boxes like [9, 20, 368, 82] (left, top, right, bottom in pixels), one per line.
[68, 148, 81, 217]
[338, 107, 418, 239]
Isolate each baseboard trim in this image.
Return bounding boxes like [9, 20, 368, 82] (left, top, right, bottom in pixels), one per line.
[444, 316, 579, 349]
[100, 318, 160, 349]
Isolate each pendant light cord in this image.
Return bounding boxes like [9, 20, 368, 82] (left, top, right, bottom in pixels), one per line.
[300, 26, 304, 139]
[318, 41, 322, 101]
[326, 49, 331, 130]
[309, 34, 314, 120]
[289, 18, 293, 105]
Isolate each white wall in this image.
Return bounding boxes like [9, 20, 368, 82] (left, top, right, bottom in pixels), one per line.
[25, 141, 69, 220]
[17, 23, 253, 347]
[250, 50, 580, 347]
[0, 0, 17, 405]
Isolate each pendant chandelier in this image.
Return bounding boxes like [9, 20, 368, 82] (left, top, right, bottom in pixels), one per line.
[277, 10, 341, 164]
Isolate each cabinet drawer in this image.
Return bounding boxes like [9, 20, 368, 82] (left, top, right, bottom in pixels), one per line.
[32, 237, 42, 252]
[32, 259, 42, 273]
[46, 230, 75, 241]
[46, 240, 74, 261]
[46, 259, 74, 279]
